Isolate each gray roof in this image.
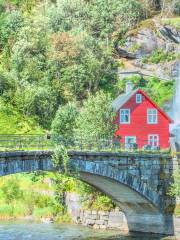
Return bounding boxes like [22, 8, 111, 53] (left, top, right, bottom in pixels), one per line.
[112, 89, 138, 111]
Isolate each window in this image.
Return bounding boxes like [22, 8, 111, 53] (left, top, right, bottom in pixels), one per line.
[136, 94, 142, 103]
[120, 109, 130, 124]
[148, 135, 159, 147]
[125, 136, 136, 150]
[147, 109, 158, 124]
[125, 136, 136, 145]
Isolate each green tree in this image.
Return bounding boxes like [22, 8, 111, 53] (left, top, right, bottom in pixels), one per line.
[51, 103, 78, 139]
[75, 91, 117, 139]
[49, 31, 118, 100]
[0, 10, 24, 48]
[13, 85, 58, 128]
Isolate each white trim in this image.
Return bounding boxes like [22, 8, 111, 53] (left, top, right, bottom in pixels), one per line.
[120, 109, 130, 124]
[125, 136, 136, 144]
[147, 109, 158, 124]
[148, 134, 159, 146]
[125, 136, 136, 149]
[136, 93, 142, 103]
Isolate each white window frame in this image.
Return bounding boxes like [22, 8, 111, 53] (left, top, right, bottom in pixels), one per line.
[125, 136, 136, 149]
[148, 135, 159, 147]
[136, 93, 142, 103]
[125, 136, 136, 144]
[147, 109, 158, 124]
[120, 109, 130, 124]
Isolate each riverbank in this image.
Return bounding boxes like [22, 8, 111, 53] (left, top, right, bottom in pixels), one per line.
[0, 173, 117, 227]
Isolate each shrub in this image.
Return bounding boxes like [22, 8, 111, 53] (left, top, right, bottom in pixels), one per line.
[0, 204, 14, 219]
[91, 195, 115, 211]
[142, 50, 179, 64]
[33, 207, 55, 219]
[1, 178, 23, 204]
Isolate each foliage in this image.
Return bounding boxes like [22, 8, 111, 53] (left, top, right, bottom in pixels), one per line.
[0, 10, 24, 47]
[51, 103, 78, 140]
[0, 171, 116, 221]
[1, 178, 23, 204]
[75, 91, 117, 139]
[116, 75, 174, 106]
[46, 0, 145, 38]
[169, 170, 180, 197]
[115, 75, 146, 93]
[162, 17, 180, 30]
[13, 85, 58, 128]
[53, 145, 69, 174]
[174, 205, 180, 217]
[77, 180, 115, 211]
[90, 195, 115, 211]
[0, 98, 44, 134]
[0, 173, 68, 220]
[49, 31, 118, 100]
[143, 77, 174, 106]
[142, 49, 180, 64]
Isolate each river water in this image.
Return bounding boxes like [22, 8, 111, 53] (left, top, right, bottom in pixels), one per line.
[0, 221, 173, 240]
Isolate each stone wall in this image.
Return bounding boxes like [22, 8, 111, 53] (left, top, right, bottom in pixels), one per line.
[65, 192, 128, 231]
[79, 209, 128, 231]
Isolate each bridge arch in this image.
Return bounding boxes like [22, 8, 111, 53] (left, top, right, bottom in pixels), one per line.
[0, 150, 174, 234]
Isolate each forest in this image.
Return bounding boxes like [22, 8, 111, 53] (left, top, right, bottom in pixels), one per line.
[0, 0, 179, 136]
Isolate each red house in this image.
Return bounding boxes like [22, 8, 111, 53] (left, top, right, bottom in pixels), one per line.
[113, 83, 173, 150]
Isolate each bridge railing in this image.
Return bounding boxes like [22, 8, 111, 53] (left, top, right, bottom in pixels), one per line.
[0, 134, 167, 153]
[0, 134, 53, 151]
[0, 134, 121, 152]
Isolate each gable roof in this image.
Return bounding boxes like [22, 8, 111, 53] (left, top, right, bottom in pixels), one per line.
[112, 88, 173, 123]
[112, 89, 138, 111]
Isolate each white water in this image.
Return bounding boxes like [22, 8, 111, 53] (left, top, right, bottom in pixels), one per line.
[172, 63, 180, 127]
[170, 63, 180, 145]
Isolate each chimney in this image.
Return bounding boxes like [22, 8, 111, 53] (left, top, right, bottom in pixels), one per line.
[126, 81, 133, 94]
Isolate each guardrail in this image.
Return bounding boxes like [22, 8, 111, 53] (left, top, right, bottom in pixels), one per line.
[0, 134, 53, 151]
[0, 134, 166, 153]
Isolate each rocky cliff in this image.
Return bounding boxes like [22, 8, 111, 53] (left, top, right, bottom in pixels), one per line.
[115, 17, 180, 80]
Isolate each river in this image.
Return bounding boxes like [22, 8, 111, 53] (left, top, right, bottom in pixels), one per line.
[0, 220, 173, 240]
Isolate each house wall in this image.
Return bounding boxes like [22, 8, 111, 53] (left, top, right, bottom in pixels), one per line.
[115, 90, 170, 149]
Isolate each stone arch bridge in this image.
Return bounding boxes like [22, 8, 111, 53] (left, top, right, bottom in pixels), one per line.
[0, 150, 176, 235]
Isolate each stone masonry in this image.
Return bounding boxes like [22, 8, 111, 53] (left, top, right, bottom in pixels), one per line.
[0, 150, 177, 235]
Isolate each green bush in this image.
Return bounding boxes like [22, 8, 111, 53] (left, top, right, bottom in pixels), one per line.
[33, 207, 55, 219]
[0, 204, 14, 218]
[91, 195, 115, 211]
[142, 50, 179, 64]
[169, 170, 180, 197]
[55, 213, 72, 223]
[1, 178, 23, 204]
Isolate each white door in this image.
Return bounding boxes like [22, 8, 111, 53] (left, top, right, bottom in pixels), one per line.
[148, 135, 159, 147]
[125, 136, 136, 149]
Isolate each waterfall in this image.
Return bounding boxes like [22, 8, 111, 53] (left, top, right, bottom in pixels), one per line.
[173, 63, 180, 127]
[170, 63, 180, 147]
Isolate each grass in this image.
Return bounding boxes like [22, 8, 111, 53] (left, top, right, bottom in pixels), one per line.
[0, 173, 68, 221]
[127, 19, 156, 37]
[162, 17, 180, 30]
